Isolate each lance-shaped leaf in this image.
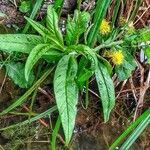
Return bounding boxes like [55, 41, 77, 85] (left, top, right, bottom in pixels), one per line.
[25, 17, 50, 38]
[0, 34, 43, 53]
[46, 5, 64, 50]
[6, 62, 35, 88]
[25, 14, 64, 51]
[95, 61, 115, 122]
[54, 55, 78, 144]
[25, 44, 50, 81]
[43, 50, 64, 62]
[65, 10, 90, 46]
[87, 0, 112, 47]
[77, 56, 94, 89]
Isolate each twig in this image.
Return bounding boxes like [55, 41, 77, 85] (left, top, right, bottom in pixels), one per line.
[94, 40, 123, 52]
[129, 77, 138, 102]
[126, 0, 134, 21]
[134, 5, 150, 25]
[38, 87, 53, 102]
[0, 145, 4, 150]
[133, 60, 150, 120]
[0, 71, 7, 94]
[88, 88, 100, 98]
[116, 87, 141, 94]
[116, 80, 127, 99]
[22, 105, 49, 127]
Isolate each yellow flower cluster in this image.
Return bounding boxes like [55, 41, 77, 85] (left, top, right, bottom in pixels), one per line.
[99, 19, 110, 35]
[119, 16, 126, 26]
[105, 50, 124, 65]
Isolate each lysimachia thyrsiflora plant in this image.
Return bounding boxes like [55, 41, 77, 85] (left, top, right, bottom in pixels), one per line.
[0, 4, 149, 145]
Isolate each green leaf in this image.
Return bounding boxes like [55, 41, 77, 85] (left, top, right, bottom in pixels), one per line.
[120, 114, 150, 149]
[87, 0, 112, 47]
[67, 45, 96, 89]
[25, 17, 50, 38]
[144, 46, 150, 64]
[144, 46, 150, 58]
[43, 50, 64, 62]
[115, 62, 135, 81]
[138, 27, 150, 42]
[51, 115, 61, 150]
[75, 46, 115, 122]
[25, 5, 64, 50]
[23, 0, 44, 33]
[111, 0, 121, 28]
[19, 1, 31, 13]
[97, 55, 112, 75]
[65, 10, 90, 45]
[53, 0, 64, 13]
[25, 44, 50, 81]
[6, 62, 35, 88]
[0, 34, 43, 53]
[109, 109, 150, 150]
[95, 61, 115, 122]
[46, 5, 64, 50]
[77, 56, 94, 89]
[115, 52, 136, 81]
[54, 55, 78, 144]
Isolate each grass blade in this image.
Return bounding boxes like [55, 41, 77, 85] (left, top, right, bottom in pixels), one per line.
[54, 0, 64, 14]
[0, 67, 55, 116]
[0, 106, 57, 131]
[109, 109, 150, 150]
[87, 0, 111, 47]
[120, 114, 150, 150]
[23, 0, 44, 33]
[111, 0, 121, 28]
[51, 116, 61, 150]
[129, 0, 142, 22]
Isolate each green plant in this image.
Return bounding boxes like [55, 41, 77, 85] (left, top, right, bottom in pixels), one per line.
[0, 1, 149, 148]
[22, 0, 44, 33]
[0, 4, 115, 145]
[109, 109, 150, 150]
[19, 0, 31, 13]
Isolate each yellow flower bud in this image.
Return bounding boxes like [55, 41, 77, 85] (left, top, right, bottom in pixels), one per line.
[99, 19, 110, 35]
[105, 50, 124, 65]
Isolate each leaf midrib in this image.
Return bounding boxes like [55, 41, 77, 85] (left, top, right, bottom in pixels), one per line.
[65, 57, 70, 141]
[98, 63, 111, 119]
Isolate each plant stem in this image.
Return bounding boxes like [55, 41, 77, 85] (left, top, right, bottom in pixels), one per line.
[9, 112, 36, 116]
[54, 0, 64, 15]
[129, 0, 143, 22]
[77, 0, 82, 10]
[94, 40, 123, 52]
[51, 116, 61, 150]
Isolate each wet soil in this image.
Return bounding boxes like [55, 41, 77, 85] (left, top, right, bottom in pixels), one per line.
[0, 1, 24, 27]
[0, 66, 149, 149]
